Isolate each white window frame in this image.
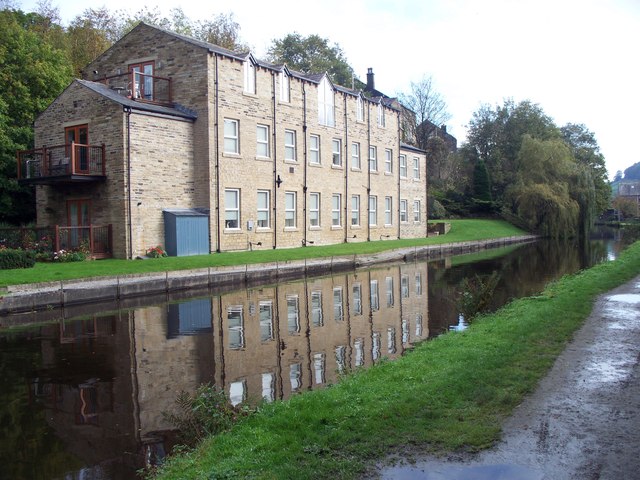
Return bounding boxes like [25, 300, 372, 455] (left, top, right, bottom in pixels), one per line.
[332, 193, 341, 227]
[386, 276, 394, 307]
[285, 191, 297, 228]
[318, 77, 335, 127]
[333, 287, 343, 321]
[369, 145, 377, 172]
[400, 199, 408, 223]
[284, 129, 296, 162]
[369, 195, 377, 226]
[228, 306, 244, 349]
[257, 190, 270, 229]
[384, 196, 392, 226]
[384, 149, 393, 174]
[244, 59, 256, 94]
[399, 154, 407, 178]
[370, 279, 379, 311]
[352, 283, 362, 315]
[309, 134, 320, 165]
[356, 95, 364, 122]
[414, 200, 421, 222]
[256, 124, 270, 158]
[259, 301, 273, 341]
[311, 291, 323, 327]
[279, 71, 290, 102]
[377, 103, 385, 127]
[224, 118, 239, 154]
[351, 195, 360, 226]
[224, 188, 240, 229]
[413, 157, 420, 179]
[309, 192, 320, 227]
[332, 138, 342, 167]
[287, 294, 300, 334]
[351, 142, 361, 170]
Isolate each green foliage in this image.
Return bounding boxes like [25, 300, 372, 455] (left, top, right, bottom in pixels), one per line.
[456, 271, 501, 321]
[0, 9, 73, 224]
[623, 162, 640, 181]
[0, 248, 36, 269]
[267, 33, 355, 87]
[146, 245, 167, 258]
[162, 384, 250, 448]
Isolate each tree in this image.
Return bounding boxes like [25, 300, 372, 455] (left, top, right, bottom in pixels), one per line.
[67, 7, 115, 75]
[623, 162, 640, 180]
[194, 12, 247, 51]
[267, 33, 354, 87]
[612, 196, 638, 219]
[466, 99, 559, 203]
[0, 9, 73, 223]
[561, 123, 609, 214]
[397, 75, 450, 149]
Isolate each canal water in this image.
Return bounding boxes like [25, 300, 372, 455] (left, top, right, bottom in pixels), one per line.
[0, 229, 627, 479]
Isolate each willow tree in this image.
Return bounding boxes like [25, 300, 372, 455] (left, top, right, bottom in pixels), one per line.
[506, 135, 580, 238]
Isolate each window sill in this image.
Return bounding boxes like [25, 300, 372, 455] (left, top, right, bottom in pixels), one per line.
[223, 152, 241, 159]
[331, 225, 342, 230]
[224, 228, 242, 234]
[331, 164, 343, 170]
[255, 156, 272, 162]
[309, 162, 322, 168]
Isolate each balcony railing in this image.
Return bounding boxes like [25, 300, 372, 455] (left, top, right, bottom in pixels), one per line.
[17, 143, 105, 183]
[0, 225, 112, 259]
[98, 71, 172, 105]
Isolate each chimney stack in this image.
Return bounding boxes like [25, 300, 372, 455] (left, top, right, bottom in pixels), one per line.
[366, 68, 375, 91]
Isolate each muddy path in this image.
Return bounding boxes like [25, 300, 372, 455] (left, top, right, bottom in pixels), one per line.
[372, 275, 640, 480]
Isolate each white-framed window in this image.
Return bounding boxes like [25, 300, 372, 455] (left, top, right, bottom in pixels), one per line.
[413, 157, 420, 179]
[415, 313, 423, 337]
[369, 145, 377, 172]
[228, 306, 244, 349]
[244, 59, 256, 94]
[370, 279, 379, 311]
[224, 188, 240, 229]
[318, 76, 335, 127]
[384, 196, 392, 226]
[385, 149, 393, 174]
[372, 331, 381, 361]
[401, 274, 409, 298]
[257, 190, 270, 228]
[287, 295, 300, 334]
[332, 193, 341, 227]
[333, 287, 343, 321]
[369, 195, 377, 226]
[309, 192, 320, 227]
[313, 352, 326, 385]
[352, 282, 362, 315]
[256, 124, 270, 158]
[224, 118, 239, 154]
[387, 327, 396, 354]
[351, 142, 361, 170]
[414, 200, 421, 222]
[399, 154, 407, 178]
[309, 134, 320, 165]
[335, 345, 346, 374]
[354, 338, 364, 366]
[279, 71, 290, 102]
[377, 103, 385, 127]
[415, 273, 423, 296]
[386, 276, 394, 307]
[311, 291, 323, 327]
[290, 363, 302, 391]
[400, 199, 408, 223]
[230, 380, 246, 406]
[285, 191, 296, 228]
[332, 138, 342, 166]
[402, 318, 409, 344]
[351, 195, 360, 226]
[356, 95, 364, 122]
[262, 372, 274, 402]
[284, 129, 296, 161]
[259, 301, 273, 341]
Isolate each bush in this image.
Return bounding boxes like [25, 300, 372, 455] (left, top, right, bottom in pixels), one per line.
[0, 248, 36, 269]
[146, 245, 167, 258]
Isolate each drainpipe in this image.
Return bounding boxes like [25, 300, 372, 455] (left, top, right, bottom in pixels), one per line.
[366, 102, 371, 242]
[343, 92, 348, 243]
[302, 83, 308, 247]
[123, 106, 133, 259]
[272, 74, 279, 249]
[214, 54, 221, 252]
[397, 110, 401, 240]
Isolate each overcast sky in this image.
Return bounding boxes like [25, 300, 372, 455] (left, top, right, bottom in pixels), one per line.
[19, 0, 640, 179]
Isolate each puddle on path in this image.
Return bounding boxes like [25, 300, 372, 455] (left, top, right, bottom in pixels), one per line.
[607, 294, 640, 304]
[381, 463, 543, 480]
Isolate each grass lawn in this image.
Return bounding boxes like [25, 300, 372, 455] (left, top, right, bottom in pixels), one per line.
[0, 219, 526, 288]
[150, 240, 640, 480]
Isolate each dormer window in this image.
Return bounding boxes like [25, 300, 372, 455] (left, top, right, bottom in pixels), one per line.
[318, 77, 335, 127]
[244, 59, 256, 94]
[356, 95, 364, 122]
[279, 71, 290, 102]
[377, 103, 385, 127]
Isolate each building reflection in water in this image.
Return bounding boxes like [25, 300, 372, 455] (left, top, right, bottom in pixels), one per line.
[25, 263, 428, 477]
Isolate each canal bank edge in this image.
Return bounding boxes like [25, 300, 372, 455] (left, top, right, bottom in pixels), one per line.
[0, 235, 536, 319]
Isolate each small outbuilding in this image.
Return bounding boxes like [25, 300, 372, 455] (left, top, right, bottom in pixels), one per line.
[163, 209, 210, 257]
